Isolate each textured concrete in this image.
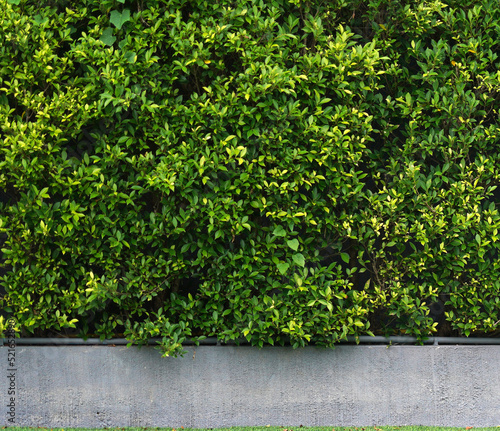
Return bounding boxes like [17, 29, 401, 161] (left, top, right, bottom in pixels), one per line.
[1, 345, 500, 427]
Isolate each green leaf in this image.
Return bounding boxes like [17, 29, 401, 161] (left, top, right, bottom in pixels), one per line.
[39, 187, 50, 199]
[100, 27, 116, 46]
[272, 226, 286, 237]
[124, 51, 137, 63]
[286, 238, 299, 251]
[7, 0, 21, 4]
[118, 39, 128, 50]
[341, 253, 350, 264]
[33, 14, 49, 25]
[277, 262, 289, 275]
[110, 9, 131, 30]
[292, 253, 305, 267]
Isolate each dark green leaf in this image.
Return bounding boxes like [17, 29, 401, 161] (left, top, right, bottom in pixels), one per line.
[100, 27, 116, 46]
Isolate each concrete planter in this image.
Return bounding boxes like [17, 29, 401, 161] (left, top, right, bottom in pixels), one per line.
[1, 344, 500, 428]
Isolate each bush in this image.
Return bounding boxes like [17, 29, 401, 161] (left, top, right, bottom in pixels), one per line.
[1, 0, 500, 356]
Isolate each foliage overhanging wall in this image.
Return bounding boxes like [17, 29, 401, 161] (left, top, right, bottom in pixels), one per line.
[1, 0, 500, 356]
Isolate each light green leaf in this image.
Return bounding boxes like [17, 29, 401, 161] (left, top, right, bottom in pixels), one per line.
[39, 187, 50, 199]
[287, 239, 299, 251]
[110, 9, 131, 30]
[341, 252, 350, 264]
[292, 253, 305, 267]
[272, 225, 286, 237]
[7, 0, 21, 4]
[277, 263, 289, 275]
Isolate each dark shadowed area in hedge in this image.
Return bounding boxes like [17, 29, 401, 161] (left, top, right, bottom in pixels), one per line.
[1, 0, 500, 356]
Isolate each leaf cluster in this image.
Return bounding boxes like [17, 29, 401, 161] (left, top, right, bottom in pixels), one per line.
[1, 0, 500, 356]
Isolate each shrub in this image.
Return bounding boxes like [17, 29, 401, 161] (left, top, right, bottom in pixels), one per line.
[1, 0, 500, 356]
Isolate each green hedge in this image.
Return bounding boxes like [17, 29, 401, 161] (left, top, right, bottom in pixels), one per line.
[1, 0, 500, 356]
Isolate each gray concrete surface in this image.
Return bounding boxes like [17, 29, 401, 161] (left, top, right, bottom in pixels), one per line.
[1, 344, 499, 427]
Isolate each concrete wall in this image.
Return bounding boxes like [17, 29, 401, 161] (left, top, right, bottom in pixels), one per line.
[1, 344, 499, 428]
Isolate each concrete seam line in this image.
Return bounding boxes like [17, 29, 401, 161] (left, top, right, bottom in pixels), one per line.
[3, 335, 500, 346]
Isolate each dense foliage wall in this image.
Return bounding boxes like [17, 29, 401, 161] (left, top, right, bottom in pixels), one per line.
[1, 0, 500, 356]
